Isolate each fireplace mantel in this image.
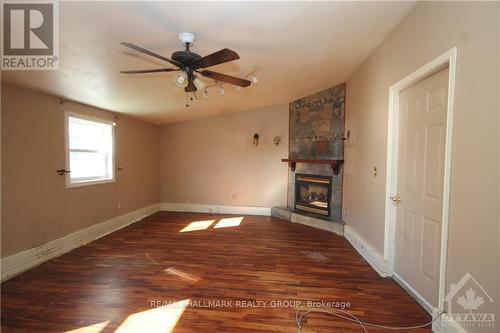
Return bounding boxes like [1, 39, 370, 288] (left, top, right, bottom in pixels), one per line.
[281, 158, 344, 175]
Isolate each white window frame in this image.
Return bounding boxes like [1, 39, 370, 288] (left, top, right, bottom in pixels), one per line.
[64, 112, 116, 188]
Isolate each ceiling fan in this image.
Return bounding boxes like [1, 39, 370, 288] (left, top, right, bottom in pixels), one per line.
[120, 32, 251, 93]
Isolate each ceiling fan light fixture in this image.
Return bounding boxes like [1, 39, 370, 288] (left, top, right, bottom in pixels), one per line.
[178, 32, 195, 47]
[120, 39, 253, 97]
[193, 77, 207, 91]
[251, 74, 258, 85]
[175, 71, 189, 88]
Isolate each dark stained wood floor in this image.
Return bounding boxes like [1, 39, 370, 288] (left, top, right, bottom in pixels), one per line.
[1, 212, 430, 332]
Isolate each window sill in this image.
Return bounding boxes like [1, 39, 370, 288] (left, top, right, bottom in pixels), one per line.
[66, 178, 115, 188]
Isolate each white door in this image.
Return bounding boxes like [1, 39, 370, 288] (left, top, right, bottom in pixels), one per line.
[393, 67, 449, 307]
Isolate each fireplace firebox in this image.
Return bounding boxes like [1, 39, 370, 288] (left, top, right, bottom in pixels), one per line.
[295, 174, 332, 217]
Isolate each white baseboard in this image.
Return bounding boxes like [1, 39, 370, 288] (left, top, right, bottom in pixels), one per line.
[344, 225, 390, 277]
[433, 314, 468, 333]
[393, 277, 468, 333]
[1, 203, 161, 281]
[160, 202, 271, 216]
[393, 272, 433, 314]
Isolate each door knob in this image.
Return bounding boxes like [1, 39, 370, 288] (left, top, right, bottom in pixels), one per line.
[390, 195, 401, 204]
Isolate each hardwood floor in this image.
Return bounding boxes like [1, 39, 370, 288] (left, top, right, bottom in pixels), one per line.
[1, 212, 431, 332]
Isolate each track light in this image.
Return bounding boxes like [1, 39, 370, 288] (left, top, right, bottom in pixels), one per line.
[175, 71, 188, 88]
[220, 83, 225, 96]
[203, 88, 208, 99]
[250, 74, 258, 85]
[193, 77, 207, 91]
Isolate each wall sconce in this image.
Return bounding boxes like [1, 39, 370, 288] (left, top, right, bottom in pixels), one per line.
[273, 136, 281, 146]
[253, 133, 260, 146]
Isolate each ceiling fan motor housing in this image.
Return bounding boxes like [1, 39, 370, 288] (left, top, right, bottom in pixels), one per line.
[171, 50, 201, 66]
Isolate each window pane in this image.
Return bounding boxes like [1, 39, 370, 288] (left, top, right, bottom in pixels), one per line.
[70, 151, 110, 180]
[68, 117, 112, 152]
[66, 114, 114, 185]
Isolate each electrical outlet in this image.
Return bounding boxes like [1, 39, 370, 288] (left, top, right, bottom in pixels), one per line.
[118, 203, 121, 209]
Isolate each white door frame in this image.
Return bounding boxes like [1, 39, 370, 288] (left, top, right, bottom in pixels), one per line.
[383, 47, 457, 313]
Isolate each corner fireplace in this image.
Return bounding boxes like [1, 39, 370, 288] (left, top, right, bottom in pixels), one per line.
[295, 174, 332, 217]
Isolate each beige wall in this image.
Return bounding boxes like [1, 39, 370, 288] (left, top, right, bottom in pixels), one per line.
[1, 84, 160, 257]
[497, 3, 500, 319]
[343, 2, 499, 329]
[159, 105, 289, 207]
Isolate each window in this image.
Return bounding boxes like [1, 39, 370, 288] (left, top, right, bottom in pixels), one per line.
[65, 113, 115, 187]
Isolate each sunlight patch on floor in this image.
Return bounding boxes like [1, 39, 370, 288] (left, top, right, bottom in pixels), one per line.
[179, 220, 215, 232]
[64, 321, 110, 333]
[114, 299, 190, 333]
[213, 217, 244, 229]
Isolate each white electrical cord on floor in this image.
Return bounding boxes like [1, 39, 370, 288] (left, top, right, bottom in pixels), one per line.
[295, 307, 445, 332]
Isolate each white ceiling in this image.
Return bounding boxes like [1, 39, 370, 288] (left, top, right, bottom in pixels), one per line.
[2, 2, 416, 124]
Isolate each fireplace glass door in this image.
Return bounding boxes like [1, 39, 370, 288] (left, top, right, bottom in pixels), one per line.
[295, 174, 332, 216]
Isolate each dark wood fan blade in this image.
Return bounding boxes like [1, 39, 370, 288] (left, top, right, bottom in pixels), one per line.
[120, 42, 181, 67]
[191, 48, 240, 69]
[185, 77, 197, 92]
[120, 68, 177, 74]
[200, 70, 251, 87]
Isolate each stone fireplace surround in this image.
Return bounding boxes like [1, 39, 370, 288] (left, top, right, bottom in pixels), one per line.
[272, 82, 345, 235]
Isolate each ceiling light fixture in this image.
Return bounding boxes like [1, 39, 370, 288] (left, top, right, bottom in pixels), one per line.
[178, 32, 195, 47]
[250, 74, 258, 85]
[175, 71, 189, 88]
[120, 34, 253, 103]
[193, 77, 207, 91]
